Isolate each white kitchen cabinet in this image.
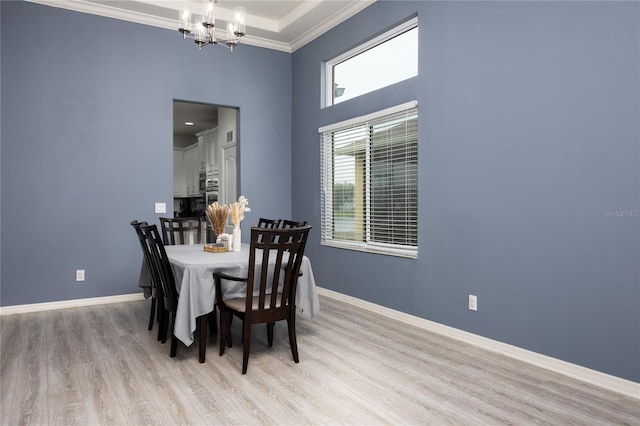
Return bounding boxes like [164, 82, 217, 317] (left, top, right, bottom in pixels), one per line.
[173, 149, 186, 196]
[185, 143, 200, 196]
[217, 108, 237, 203]
[221, 142, 237, 204]
[174, 126, 224, 199]
[197, 136, 206, 172]
[197, 128, 218, 174]
[208, 130, 218, 173]
[174, 143, 201, 197]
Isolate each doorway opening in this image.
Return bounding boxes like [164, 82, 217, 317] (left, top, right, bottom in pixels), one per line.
[173, 100, 238, 240]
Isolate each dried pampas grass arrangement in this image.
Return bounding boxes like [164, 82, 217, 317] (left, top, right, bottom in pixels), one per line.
[206, 202, 229, 236]
[230, 195, 250, 226]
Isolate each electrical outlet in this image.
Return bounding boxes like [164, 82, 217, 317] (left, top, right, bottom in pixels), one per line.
[155, 202, 166, 214]
[76, 269, 85, 282]
[469, 294, 477, 311]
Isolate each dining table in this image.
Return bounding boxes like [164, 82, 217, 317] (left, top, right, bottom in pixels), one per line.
[138, 243, 320, 348]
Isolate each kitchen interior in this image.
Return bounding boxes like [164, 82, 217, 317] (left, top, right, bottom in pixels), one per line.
[173, 100, 237, 242]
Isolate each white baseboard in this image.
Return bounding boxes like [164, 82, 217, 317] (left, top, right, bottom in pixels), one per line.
[317, 287, 640, 400]
[0, 293, 146, 316]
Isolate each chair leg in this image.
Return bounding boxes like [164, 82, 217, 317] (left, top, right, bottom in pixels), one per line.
[157, 297, 164, 322]
[170, 313, 178, 357]
[208, 306, 218, 337]
[242, 321, 252, 374]
[156, 310, 162, 341]
[287, 316, 299, 364]
[219, 310, 231, 356]
[170, 334, 178, 358]
[267, 322, 275, 347]
[159, 308, 169, 343]
[148, 298, 156, 331]
[158, 308, 164, 341]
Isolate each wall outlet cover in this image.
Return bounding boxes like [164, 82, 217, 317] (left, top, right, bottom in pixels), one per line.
[469, 294, 477, 311]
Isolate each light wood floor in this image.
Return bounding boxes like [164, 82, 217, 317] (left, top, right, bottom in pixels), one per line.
[1, 295, 639, 425]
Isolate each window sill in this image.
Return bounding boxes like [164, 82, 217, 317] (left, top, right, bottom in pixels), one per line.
[321, 240, 418, 259]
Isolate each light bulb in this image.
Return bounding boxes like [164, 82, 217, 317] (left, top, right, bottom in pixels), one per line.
[233, 6, 246, 36]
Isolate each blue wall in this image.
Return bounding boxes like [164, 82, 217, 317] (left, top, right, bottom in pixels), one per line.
[0, 2, 292, 304]
[292, 1, 639, 382]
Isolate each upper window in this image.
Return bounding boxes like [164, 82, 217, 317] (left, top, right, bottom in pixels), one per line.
[319, 101, 418, 258]
[326, 18, 418, 107]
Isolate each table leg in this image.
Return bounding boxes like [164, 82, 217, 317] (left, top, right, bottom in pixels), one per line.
[198, 314, 208, 363]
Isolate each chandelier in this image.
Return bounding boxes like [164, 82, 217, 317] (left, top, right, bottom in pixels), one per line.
[178, 0, 246, 52]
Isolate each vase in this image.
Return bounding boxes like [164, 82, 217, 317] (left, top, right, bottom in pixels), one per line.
[232, 225, 241, 252]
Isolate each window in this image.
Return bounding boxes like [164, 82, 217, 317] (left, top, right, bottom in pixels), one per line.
[326, 18, 418, 106]
[319, 101, 418, 258]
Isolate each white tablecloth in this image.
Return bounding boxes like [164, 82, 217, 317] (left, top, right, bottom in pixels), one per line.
[161, 243, 320, 346]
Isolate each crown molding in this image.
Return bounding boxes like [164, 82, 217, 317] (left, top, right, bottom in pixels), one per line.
[241, 35, 292, 53]
[26, 0, 171, 28]
[290, 0, 374, 52]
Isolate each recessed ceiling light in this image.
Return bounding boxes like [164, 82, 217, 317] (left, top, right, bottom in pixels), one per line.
[185, 121, 194, 126]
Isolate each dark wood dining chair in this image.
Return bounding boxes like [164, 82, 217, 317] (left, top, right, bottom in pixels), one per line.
[131, 220, 165, 339]
[214, 225, 311, 374]
[159, 217, 203, 245]
[142, 223, 211, 363]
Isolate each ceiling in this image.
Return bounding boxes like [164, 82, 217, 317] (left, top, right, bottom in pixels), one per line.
[26, 0, 375, 53]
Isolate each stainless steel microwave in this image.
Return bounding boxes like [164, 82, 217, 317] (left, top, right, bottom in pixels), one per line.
[200, 172, 218, 193]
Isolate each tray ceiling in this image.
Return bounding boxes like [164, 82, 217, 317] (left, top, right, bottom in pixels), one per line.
[25, 0, 375, 52]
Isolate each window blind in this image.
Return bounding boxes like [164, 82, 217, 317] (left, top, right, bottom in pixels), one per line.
[320, 102, 418, 258]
